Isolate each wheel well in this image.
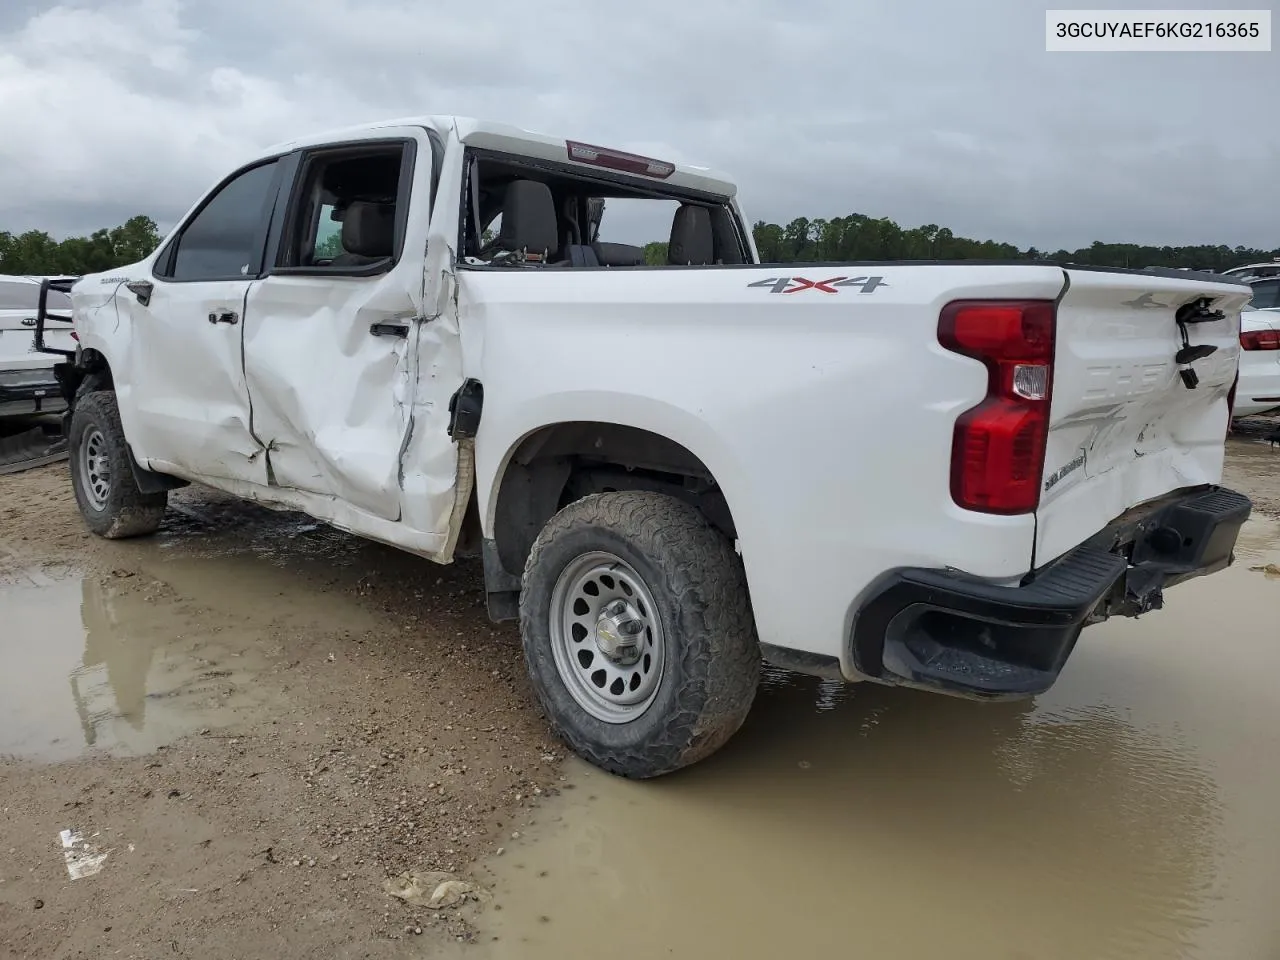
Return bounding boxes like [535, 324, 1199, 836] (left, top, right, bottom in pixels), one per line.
[490, 422, 736, 582]
[57, 349, 114, 404]
[60, 351, 186, 495]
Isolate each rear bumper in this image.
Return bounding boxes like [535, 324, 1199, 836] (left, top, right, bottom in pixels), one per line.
[0, 371, 67, 416]
[843, 485, 1252, 700]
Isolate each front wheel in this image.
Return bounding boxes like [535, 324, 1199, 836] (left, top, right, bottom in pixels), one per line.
[519, 491, 761, 779]
[68, 390, 167, 539]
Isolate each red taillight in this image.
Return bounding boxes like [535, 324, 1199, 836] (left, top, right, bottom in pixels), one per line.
[1240, 329, 1280, 350]
[939, 300, 1056, 515]
[566, 141, 676, 179]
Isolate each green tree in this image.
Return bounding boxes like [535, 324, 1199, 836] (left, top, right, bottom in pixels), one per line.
[749, 215, 1276, 270]
[315, 232, 345, 259]
[0, 216, 161, 275]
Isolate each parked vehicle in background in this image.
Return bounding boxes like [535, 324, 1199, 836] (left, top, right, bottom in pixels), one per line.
[37, 115, 1255, 779]
[0, 275, 76, 418]
[1223, 259, 1280, 282]
[1234, 276, 1280, 419]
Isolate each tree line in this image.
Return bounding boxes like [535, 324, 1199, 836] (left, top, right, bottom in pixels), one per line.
[745, 215, 1277, 271]
[3, 212, 1275, 276]
[1, 217, 162, 276]
[656, 214, 1273, 271]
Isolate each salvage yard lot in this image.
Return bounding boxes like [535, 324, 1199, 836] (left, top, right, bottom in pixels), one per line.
[2, 420, 1279, 959]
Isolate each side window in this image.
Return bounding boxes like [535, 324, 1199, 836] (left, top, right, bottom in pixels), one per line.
[164, 161, 279, 282]
[313, 204, 344, 260]
[481, 212, 502, 247]
[277, 143, 410, 272]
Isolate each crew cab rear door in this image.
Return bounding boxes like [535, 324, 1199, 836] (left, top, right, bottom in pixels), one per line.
[241, 127, 462, 540]
[1035, 269, 1253, 563]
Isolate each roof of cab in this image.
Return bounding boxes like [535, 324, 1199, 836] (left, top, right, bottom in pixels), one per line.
[262, 115, 738, 198]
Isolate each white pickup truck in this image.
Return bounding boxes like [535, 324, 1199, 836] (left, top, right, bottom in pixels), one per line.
[38, 115, 1254, 779]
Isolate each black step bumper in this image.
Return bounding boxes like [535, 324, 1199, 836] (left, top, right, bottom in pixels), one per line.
[848, 486, 1252, 700]
[0, 373, 67, 415]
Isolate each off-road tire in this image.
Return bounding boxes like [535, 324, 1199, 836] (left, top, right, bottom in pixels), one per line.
[519, 491, 761, 778]
[69, 390, 167, 539]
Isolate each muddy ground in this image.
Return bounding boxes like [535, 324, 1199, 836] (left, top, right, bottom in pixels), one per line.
[0, 472, 565, 958]
[2, 419, 1279, 960]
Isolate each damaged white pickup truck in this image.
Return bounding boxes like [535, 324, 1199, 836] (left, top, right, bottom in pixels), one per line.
[38, 116, 1254, 778]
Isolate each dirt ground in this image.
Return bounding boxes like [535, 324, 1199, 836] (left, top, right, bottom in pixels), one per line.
[0, 475, 565, 958]
[2, 419, 1278, 960]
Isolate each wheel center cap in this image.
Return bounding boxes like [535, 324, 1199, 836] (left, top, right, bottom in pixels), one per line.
[594, 599, 645, 665]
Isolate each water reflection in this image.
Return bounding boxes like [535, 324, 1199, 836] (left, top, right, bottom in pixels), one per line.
[70, 576, 163, 745]
[0, 574, 266, 762]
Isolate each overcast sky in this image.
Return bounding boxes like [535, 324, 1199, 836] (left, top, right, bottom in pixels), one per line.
[1, 0, 1277, 251]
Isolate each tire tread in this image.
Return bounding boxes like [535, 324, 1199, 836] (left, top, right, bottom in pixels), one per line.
[70, 390, 167, 539]
[520, 491, 760, 778]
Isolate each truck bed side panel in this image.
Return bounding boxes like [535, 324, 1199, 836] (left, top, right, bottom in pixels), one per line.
[463, 264, 1071, 673]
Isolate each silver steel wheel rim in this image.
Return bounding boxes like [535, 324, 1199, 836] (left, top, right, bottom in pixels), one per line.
[549, 551, 666, 724]
[80, 427, 112, 511]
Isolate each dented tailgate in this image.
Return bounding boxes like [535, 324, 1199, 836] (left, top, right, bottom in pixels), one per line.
[1035, 269, 1253, 564]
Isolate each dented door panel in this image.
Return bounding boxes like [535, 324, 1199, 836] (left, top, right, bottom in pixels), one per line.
[241, 276, 418, 521]
[239, 125, 464, 545]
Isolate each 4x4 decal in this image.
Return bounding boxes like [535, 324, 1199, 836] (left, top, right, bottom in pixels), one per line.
[747, 275, 888, 295]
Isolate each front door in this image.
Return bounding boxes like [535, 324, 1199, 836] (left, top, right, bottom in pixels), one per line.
[120, 157, 284, 485]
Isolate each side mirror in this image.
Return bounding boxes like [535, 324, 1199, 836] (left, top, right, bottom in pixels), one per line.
[126, 281, 153, 306]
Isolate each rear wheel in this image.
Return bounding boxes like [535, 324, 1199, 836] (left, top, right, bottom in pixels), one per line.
[69, 390, 167, 539]
[519, 491, 760, 779]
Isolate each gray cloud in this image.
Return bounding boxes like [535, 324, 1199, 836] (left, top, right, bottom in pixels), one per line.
[1, 0, 1276, 249]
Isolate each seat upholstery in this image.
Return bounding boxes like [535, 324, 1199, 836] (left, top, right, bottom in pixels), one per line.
[498, 180, 560, 260]
[668, 204, 715, 265]
[329, 201, 396, 266]
[561, 244, 600, 267]
[592, 241, 645, 267]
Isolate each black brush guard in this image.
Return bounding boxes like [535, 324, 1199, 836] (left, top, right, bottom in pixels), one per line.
[33, 276, 79, 358]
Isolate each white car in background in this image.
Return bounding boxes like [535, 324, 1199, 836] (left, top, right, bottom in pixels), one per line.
[1235, 276, 1280, 419]
[0, 274, 77, 417]
[1223, 258, 1280, 282]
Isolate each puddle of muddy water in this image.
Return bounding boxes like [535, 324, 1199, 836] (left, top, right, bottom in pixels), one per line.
[0, 572, 274, 762]
[446, 517, 1280, 960]
[0, 494, 420, 763]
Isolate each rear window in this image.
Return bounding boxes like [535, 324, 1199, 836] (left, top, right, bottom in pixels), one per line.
[0, 280, 71, 311]
[1248, 279, 1280, 311]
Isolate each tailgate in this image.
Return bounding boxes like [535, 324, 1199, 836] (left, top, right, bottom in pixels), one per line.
[1035, 269, 1252, 563]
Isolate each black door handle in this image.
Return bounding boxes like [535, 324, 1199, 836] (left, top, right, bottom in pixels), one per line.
[369, 322, 409, 338]
[208, 310, 239, 325]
